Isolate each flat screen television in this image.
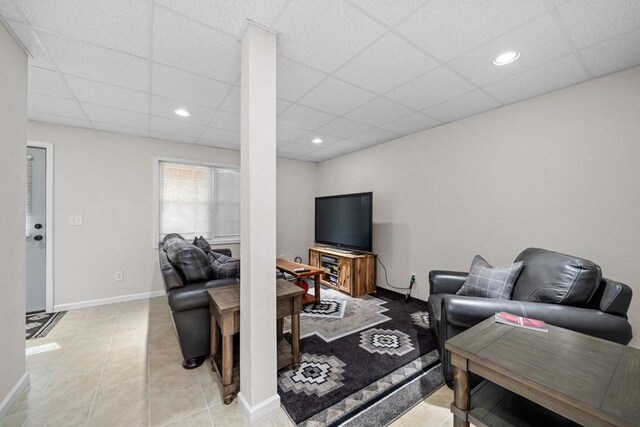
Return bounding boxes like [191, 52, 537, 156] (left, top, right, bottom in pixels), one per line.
[315, 192, 373, 253]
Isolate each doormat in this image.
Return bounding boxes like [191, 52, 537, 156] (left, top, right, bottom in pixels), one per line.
[278, 288, 442, 426]
[26, 311, 66, 339]
[301, 299, 347, 319]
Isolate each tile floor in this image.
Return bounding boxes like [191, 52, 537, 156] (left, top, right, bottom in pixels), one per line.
[2, 296, 456, 427]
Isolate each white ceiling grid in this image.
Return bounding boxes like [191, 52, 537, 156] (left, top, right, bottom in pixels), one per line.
[0, 0, 639, 162]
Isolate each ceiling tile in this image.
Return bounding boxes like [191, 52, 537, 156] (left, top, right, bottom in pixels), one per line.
[28, 93, 85, 119]
[28, 66, 75, 99]
[345, 97, 414, 126]
[347, 0, 427, 26]
[277, 99, 292, 116]
[209, 111, 240, 132]
[293, 133, 346, 149]
[396, 0, 546, 62]
[277, 142, 319, 155]
[277, 104, 336, 130]
[424, 90, 500, 123]
[82, 104, 148, 129]
[196, 140, 240, 151]
[277, 124, 308, 142]
[580, 27, 640, 77]
[302, 148, 342, 162]
[152, 64, 232, 109]
[92, 122, 149, 137]
[484, 55, 588, 104]
[36, 29, 149, 91]
[277, 56, 327, 102]
[327, 139, 369, 154]
[151, 96, 215, 125]
[153, 6, 239, 83]
[0, 0, 28, 21]
[18, 0, 150, 57]
[274, 0, 386, 72]
[298, 77, 376, 116]
[349, 127, 400, 145]
[66, 76, 148, 113]
[220, 86, 240, 113]
[315, 118, 372, 139]
[555, 0, 640, 49]
[150, 116, 206, 138]
[28, 112, 90, 128]
[3, 19, 56, 70]
[335, 33, 438, 94]
[276, 150, 302, 160]
[379, 112, 441, 135]
[154, 0, 287, 38]
[448, 14, 573, 86]
[386, 66, 475, 111]
[200, 127, 240, 145]
[150, 131, 198, 144]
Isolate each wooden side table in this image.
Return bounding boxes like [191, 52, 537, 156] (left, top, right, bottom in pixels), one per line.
[276, 258, 324, 305]
[207, 280, 305, 404]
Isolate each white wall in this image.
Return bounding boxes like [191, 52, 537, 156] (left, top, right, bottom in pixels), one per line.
[0, 23, 28, 415]
[318, 66, 640, 347]
[26, 121, 317, 309]
[276, 158, 317, 261]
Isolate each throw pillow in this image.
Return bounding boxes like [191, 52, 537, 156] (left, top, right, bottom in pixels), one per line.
[208, 251, 240, 279]
[166, 240, 214, 283]
[456, 255, 524, 300]
[192, 236, 212, 252]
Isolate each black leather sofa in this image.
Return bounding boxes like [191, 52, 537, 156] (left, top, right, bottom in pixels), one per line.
[427, 248, 633, 386]
[158, 234, 239, 369]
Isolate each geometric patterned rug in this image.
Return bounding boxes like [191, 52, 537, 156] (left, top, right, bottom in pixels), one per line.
[26, 311, 66, 339]
[278, 287, 442, 426]
[302, 299, 347, 319]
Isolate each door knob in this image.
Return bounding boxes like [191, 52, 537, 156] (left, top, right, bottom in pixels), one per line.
[33, 235, 43, 241]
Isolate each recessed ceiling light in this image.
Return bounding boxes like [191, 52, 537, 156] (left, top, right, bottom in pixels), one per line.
[174, 108, 191, 117]
[312, 138, 322, 144]
[493, 51, 520, 66]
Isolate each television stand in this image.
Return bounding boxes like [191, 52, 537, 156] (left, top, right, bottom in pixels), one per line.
[308, 247, 376, 297]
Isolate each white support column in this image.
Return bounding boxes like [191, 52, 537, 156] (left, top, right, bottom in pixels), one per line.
[238, 22, 279, 422]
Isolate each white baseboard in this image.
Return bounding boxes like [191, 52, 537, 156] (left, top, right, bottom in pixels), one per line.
[0, 372, 29, 421]
[53, 290, 165, 311]
[237, 392, 281, 423]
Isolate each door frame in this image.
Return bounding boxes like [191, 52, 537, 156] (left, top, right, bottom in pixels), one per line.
[27, 140, 54, 313]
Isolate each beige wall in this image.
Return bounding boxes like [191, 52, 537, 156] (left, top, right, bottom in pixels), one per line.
[0, 23, 28, 413]
[318, 66, 640, 347]
[277, 158, 317, 261]
[27, 121, 317, 309]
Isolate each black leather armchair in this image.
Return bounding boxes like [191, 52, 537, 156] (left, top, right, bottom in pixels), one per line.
[427, 248, 633, 387]
[158, 235, 239, 369]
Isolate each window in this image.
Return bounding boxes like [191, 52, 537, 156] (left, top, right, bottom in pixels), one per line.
[158, 160, 240, 243]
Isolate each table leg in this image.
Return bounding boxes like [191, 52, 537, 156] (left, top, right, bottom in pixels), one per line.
[314, 274, 321, 303]
[453, 365, 470, 427]
[291, 296, 301, 368]
[222, 334, 234, 404]
[277, 318, 283, 342]
[211, 311, 219, 357]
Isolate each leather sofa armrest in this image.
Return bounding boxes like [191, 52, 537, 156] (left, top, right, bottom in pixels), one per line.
[429, 270, 467, 295]
[442, 296, 633, 345]
[159, 248, 184, 291]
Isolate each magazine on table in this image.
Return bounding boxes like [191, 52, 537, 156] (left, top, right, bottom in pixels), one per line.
[495, 311, 548, 333]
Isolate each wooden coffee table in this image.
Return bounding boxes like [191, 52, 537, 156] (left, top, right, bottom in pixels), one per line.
[276, 258, 324, 305]
[207, 280, 305, 404]
[445, 317, 640, 427]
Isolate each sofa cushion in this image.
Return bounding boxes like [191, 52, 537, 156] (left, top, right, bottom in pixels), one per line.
[207, 251, 240, 279]
[456, 255, 523, 300]
[165, 239, 214, 283]
[512, 248, 601, 306]
[192, 236, 212, 252]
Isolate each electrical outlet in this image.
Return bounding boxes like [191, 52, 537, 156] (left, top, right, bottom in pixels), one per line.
[68, 215, 83, 226]
[115, 271, 124, 281]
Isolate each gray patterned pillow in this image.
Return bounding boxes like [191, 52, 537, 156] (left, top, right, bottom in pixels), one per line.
[207, 251, 240, 279]
[456, 255, 524, 300]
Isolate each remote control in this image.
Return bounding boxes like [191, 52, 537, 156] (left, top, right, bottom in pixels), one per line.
[294, 268, 309, 272]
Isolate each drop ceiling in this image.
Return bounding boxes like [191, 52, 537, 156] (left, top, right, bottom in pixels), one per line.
[1, 0, 639, 162]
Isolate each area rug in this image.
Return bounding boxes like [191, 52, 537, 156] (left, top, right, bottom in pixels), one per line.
[26, 311, 66, 339]
[279, 288, 442, 426]
[302, 299, 347, 319]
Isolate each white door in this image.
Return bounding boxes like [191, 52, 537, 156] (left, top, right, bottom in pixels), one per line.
[26, 147, 46, 313]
